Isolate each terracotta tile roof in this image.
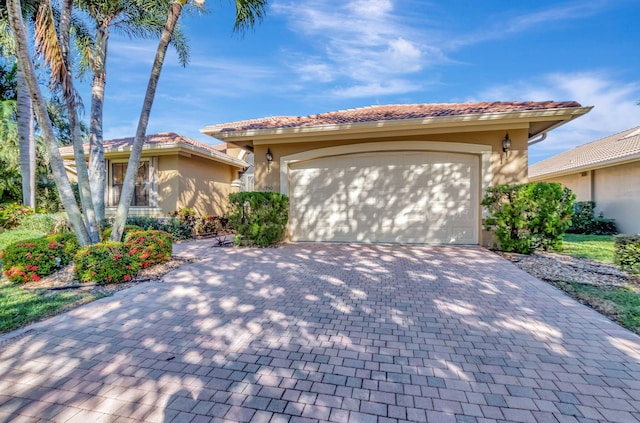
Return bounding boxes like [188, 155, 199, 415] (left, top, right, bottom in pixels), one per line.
[204, 101, 583, 133]
[59, 132, 227, 154]
[529, 125, 640, 179]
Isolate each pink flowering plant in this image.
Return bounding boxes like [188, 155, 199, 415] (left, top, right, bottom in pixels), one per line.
[1, 233, 79, 284]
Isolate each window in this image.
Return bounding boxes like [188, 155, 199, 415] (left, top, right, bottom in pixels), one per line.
[111, 162, 149, 206]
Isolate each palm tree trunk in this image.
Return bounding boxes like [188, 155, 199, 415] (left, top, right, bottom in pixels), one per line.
[58, 0, 100, 243]
[7, 0, 91, 246]
[16, 63, 35, 208]
[89, 23, 108, 223]
[110, 0, 185, 241]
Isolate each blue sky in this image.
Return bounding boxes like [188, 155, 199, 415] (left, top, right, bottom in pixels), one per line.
[76, 0, 640, 163]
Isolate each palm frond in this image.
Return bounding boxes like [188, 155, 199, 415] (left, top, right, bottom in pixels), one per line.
[34, 2, 74, 100]
[233, 0, 267, 35]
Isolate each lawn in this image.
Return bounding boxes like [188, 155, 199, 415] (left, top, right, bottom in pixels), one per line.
[549, 280, 640, 335]
[560, 233, 615, 263]
[0, 284, 107, 333]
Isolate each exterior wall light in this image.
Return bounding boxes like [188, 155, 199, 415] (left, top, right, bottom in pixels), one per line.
[266, 148, 273, 163]
[502, 133, 511, 153]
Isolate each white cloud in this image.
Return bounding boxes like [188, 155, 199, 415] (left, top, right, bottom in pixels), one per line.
[476, 72, 640, 163]
[273, 0, 436, 98]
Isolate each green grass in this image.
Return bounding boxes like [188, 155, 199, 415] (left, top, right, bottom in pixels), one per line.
[550, 280, 640, 334]
[560, 234, 615, 263]
[0, 284, 108, 333]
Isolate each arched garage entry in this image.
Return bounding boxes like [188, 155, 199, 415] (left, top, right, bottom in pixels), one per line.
[280, 142, 492, 244]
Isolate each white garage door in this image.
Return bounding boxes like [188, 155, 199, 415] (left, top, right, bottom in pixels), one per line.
[289, 151, 479, 244]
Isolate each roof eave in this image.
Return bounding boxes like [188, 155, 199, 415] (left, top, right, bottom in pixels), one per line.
[201, 106, 593, 145]
[60, 143, 248, 169]
[529, 152, 640, 181]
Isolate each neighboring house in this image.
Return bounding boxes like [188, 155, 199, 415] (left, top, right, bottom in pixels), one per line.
[60, 132, 248, 218]
[529, 125, 640, 235]
[201, 101, 591, 245]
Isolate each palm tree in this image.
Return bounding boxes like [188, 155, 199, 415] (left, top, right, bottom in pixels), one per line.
[75, 0, 189, 222]
[0, 6, 36, 208]
[7, 0, 92, 245]
[110, 0, 267, 241]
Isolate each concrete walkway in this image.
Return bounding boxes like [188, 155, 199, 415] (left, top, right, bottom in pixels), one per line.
[1, 242, 639, 423]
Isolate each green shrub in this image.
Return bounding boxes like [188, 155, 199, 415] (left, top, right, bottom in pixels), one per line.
[228, 192, 289, 247]
[168, 208, 197, 238]
[568, 201, 617, 235]
[125, 216, 163, 231]
[17, 213, 68, 234]
[0, 203, 34, 231]
[482, 182, 575, 254]
[124, 230, 172, 269]
[102, 225, 142, 240]
[1, 233, 79, 284]
[74, 242, 136, 284]
[35, 179, 62, 213]
[614, 235, 640, 273]
[159, 217, 193, 240]
[591, 217, 618, 235]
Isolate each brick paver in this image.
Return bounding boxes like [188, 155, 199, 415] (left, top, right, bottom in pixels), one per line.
[1, 241, 639, 422]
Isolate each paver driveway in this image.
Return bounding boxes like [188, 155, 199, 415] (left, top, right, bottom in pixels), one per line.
[1, 242, 639, 423]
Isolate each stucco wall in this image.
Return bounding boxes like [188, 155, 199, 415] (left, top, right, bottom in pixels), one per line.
[538, 172, 592, 201]
[176, 154, 234, 216]
[537, 161, 640, 234]
[253, 129, 529, 192]
[592, 162, 640, 234]
[157, 155, 180, 215]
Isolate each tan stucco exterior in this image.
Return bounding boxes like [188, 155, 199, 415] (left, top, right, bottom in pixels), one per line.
[63, 147, 246, 218]
[533, 160, 640, 234]
[251, 129, 529, 192]
[175, 154, 234, 216]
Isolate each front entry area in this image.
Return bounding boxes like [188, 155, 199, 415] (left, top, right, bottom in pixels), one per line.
[288, 151, 479, 244]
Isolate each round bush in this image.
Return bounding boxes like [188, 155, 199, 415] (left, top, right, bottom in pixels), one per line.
[74, 242, 137, 284]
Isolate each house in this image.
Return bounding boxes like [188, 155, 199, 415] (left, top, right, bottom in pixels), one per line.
[529, 125, 640, 234]
[60, 132, 248, 218]
[201, 101, 591, 245]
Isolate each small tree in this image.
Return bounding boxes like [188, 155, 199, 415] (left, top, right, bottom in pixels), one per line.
[482, 182, 575, 254]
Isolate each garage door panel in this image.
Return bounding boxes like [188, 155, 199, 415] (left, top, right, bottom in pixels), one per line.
[289, 151, 479, 244]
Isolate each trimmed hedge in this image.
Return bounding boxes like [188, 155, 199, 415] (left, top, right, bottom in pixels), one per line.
[1, 233, 79, 283]
[614, 235, 640, 273]
[228, 192, 289, 247]
[568, 201, 617, 235]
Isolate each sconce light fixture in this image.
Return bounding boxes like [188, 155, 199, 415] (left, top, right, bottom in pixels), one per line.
[266, 148, 273, 163]
[502, 133, 511, 153]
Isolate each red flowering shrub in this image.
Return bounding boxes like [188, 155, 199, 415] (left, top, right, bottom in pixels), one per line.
[1, 233, 79, 284]
[74, 242, 136, 284]
[73, 230, 172, 284]
[124, 230, 172, 268]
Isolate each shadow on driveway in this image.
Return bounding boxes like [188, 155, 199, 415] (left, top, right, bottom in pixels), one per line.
[1, 243, 639, 422]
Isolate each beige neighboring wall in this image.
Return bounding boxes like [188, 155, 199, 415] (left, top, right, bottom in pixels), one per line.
[176, 154, 234, 216]
[536, 171, 593, 201]
[253, 129, 529, 192]
[534, 161, 640, 234]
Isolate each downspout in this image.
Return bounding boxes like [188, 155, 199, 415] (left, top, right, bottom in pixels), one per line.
[528, 132, 547, 146]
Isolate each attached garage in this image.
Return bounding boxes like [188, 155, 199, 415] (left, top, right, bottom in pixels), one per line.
[288, 151, 479, 244]
[202, 101, 592, 246]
